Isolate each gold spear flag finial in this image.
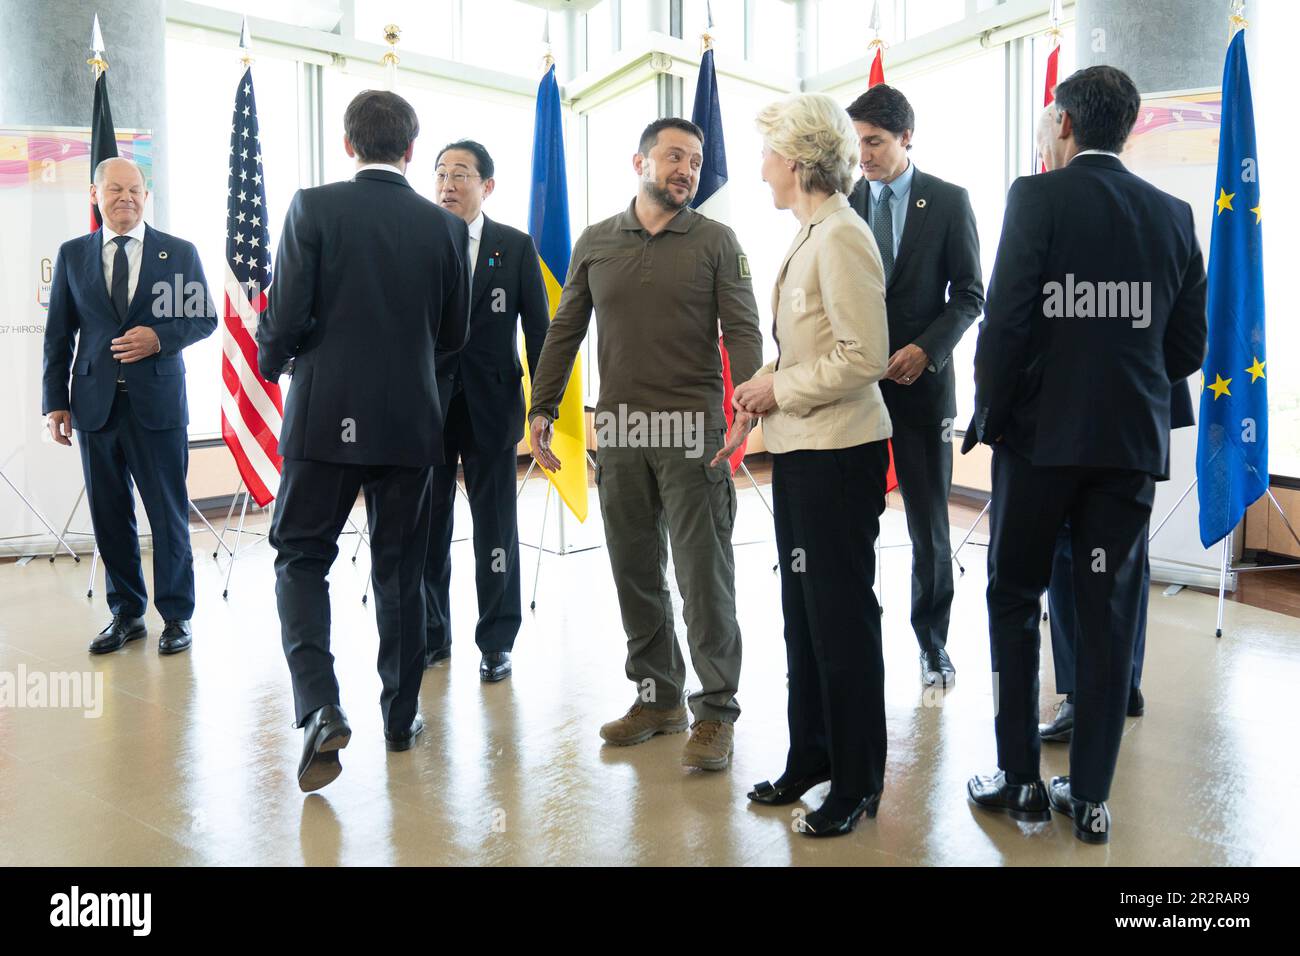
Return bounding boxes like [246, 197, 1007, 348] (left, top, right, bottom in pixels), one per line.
[239, 16, 253, 67]
[542, 14, 554, 71]
[381, 23, 401, 89]
[1229, 0, 1248, 36]
[88, 13, 108, 75]
[1046, 0, 1063, 45]
[701, 0, 714, 53]
[868, 0, 886, 51]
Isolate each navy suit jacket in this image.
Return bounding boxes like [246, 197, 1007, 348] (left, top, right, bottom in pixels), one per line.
[42, 224, 217, 432]
[258, 169, 470, 467]
[963, 154, 1207, 478]
[435, 215, 550, 452]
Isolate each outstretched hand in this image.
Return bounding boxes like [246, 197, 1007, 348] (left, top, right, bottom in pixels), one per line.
[710, 408, 756, 469]
[529, 414, 562, 472]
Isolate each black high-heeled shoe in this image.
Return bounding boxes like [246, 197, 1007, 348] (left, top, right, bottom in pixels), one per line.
[800, 791, 882, 837]
[747, 769, 832, 806]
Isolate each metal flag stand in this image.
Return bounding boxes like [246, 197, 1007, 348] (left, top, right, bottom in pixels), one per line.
[66, 483, 237, 598]
[517, 452, 602, 611]
[949, 496, 1047, 621]
[213, 480, 271, 598]
[1148, 472, 1300, 637]
[357, 479, 473, 605]
[0, 466, 80, 562]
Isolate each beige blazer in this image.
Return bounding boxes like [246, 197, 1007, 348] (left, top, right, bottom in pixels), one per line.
[754, 192, 893, 453]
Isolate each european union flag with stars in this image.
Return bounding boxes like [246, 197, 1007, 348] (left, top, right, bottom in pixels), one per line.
[1196, 28, 1267, 549]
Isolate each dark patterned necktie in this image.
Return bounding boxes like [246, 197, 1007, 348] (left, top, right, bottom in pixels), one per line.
[872, 183, 894, 280]
[110, 235, 130, 322]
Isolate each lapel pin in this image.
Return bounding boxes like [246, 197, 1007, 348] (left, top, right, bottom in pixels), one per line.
[915, 199, 927, 209]
[158, 250, 169, 259]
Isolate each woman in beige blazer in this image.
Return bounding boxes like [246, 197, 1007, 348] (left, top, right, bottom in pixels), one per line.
[718, 93, 892, 837]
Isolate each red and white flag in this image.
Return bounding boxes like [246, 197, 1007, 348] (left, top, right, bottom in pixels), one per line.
[221, 64, 283, 507]
[1041, 0, 1062, 171]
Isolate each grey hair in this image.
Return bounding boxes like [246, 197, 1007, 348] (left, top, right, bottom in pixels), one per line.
[755, 93, 858, 197]
[93, 157, 145, 188]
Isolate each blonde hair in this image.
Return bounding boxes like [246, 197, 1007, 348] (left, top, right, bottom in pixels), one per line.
[755, 93, 857, 197]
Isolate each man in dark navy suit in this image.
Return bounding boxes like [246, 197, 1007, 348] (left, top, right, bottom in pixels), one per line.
[424, 140, 550, 683]
[845, 84, 985, 689]
[43, 157, 217, 657]
[259, 91, 470, 792]
[962, 67, 1207, 844]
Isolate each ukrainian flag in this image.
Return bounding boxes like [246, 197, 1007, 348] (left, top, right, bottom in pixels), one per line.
[1196, 28, 1267, 548]
[523, 62, 588, 522]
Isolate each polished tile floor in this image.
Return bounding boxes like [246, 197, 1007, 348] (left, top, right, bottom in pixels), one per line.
[1, 477, 1297, 866]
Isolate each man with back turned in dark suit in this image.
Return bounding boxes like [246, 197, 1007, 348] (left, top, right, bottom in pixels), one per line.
[259, 91, 470, 792]
[43, 157, 217, 657]
[1032, 103, 1198, 739]
[424, 140, 550, 682]
[846, 84, 985, 689]
[963, 66, 1207, 844]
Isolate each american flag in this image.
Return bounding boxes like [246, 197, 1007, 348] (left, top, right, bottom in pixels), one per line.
[221, 67, 283, 507]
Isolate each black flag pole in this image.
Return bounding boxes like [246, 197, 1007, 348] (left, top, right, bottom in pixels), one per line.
[88, 13, 117, 230]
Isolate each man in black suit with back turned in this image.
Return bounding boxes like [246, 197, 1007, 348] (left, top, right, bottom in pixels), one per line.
[964, 66, 1207, 844]
[425, 140, 550, 682]
[1032, 103, 1198, 741]
[846, 84, 985, 689]
[259, 90, 470, 792]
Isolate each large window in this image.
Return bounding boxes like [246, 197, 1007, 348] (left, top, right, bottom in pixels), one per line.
[679, 71, 802, 368]
[166, 35, 302, 440]
[352, 2, 457, 60]
[321, 70, 534, 227]
[887, 48, 1008, 427]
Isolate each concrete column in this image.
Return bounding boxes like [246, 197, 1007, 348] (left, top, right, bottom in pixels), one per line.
[0, 0, 169, 226]
[1074, 0, 1225, 94]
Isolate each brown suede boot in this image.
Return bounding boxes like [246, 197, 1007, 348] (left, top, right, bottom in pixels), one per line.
[681, 720, 734, 770]
[599, 700, 690, 746]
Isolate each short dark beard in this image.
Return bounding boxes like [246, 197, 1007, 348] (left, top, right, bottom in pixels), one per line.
[644, 179, 691, 211]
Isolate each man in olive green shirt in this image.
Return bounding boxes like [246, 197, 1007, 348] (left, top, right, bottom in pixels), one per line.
[528, 118, 762, 771]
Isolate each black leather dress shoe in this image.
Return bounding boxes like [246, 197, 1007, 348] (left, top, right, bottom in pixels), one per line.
[158, 620, 192, 655]
[298, 704, 351, 793]
[480, 651, 512, 682]
[921, 648, 956, 688]
[385, 713, 425, 752]
[1039, 695, 1074, 742]
[1127, 685, 1145, 717]
[1049, 775, 1110, 844]
[89, 614, 146, 654]
[747, 769, 832, 806]
[425, 646, 451, 668]
[801, 792, 882, 837]
[967, 770, 1051, 822]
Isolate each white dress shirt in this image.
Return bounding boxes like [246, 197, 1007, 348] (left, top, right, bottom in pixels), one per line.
[1071, 149, 1123, 163]
[466, 211, 484, 280]
[354, 162, 407, 177]
[101, 220, 147, 305]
